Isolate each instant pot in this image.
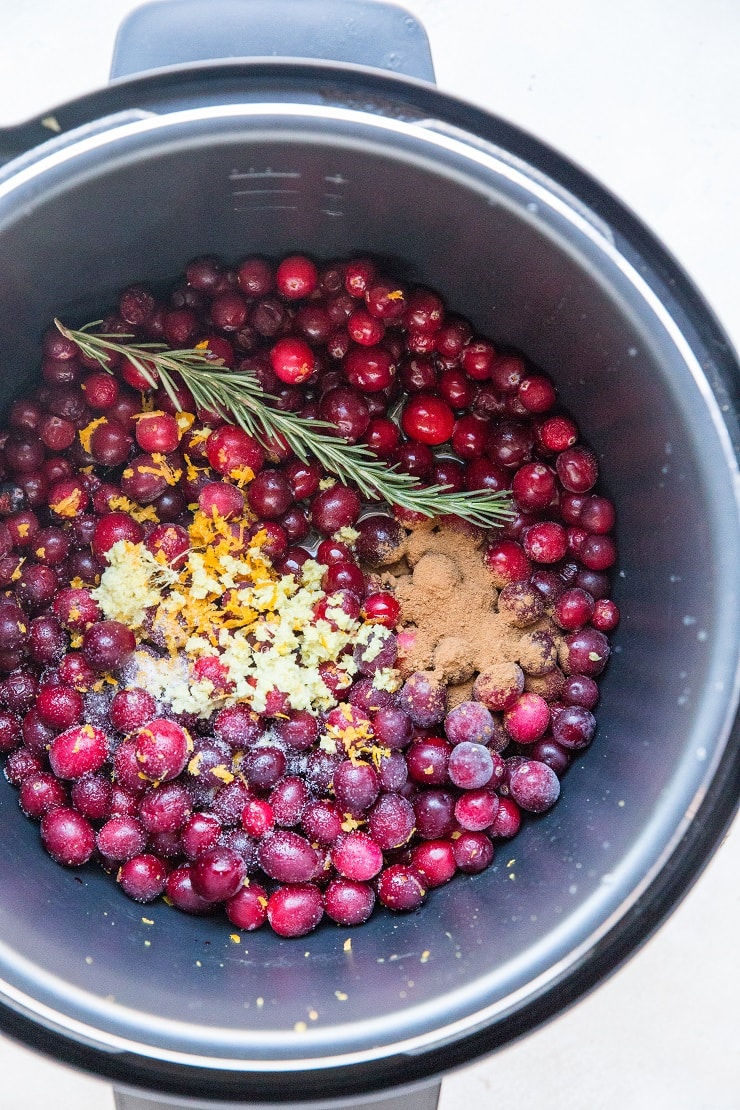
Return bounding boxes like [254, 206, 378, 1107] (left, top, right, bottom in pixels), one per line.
[0, 2, 737, 1109]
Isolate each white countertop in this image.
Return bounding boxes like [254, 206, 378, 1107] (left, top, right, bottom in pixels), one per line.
[0, 2, 738, 1108]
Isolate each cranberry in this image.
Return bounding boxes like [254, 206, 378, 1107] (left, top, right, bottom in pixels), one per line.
[560, 628, 611, 676]
[452, 831, 495, 873]
[71, 772, 113, 821]
[82, 620, 136, 671]
[118, 853, 169, 901]
[236, 257, 273, 297]
[522, 520, 568, 563]
[362, 416, 400, 458]
[224, 882, 268, 930]
[401, 394, 454, 445]
[556, 445, 599, 492]
[247, 469, 292, 518]
[377, 864, 426, 911]
[19, 771, 68, 819]
[364, 281, 407, 320]
[451, 413, 489, 459]
[324, 878, 375, 926]
[344, 346, 395, 392]
[483, 539, 531, 586]
[319, 387, 370, 443]
[592, 598, 620, 631]
[509, 760, 561, 813]
[310, 484, 361, 534]
[36, 684, 83, 730]
[269, 337, 316, 384]
[41, 807, 95, 866]
[275, 254, 318, 299]
[267, 883, 323, 937]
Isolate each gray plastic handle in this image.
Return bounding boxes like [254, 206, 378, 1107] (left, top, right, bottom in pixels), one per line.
[110, 0, 436, 83]
[113, 1083, 442, 1110]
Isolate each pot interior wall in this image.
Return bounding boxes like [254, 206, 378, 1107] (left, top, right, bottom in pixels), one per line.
[0, 112, 736, 1075]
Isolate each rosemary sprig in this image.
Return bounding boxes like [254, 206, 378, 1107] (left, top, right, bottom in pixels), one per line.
[55, 319, 515, 527]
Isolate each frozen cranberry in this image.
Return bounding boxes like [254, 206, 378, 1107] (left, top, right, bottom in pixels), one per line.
[367, 793, 415, 850]
[324, 878, 375, 926]
[331, 832, 384, 881]
[452, 831, 494, 873]
[95, 815, 146, 861]
[82, 621, 136, 671]
[180, 812, 222, 860]
[41, 807, 95, 867]
[509, 760, 561, 813]
[19, 771, 68, 819]
[49, 724, 108, 779]
[225, 882, 268, 930]
[503, 693, 550, 744]
[560, 628, 611, 676]
[118, 853, 168, 901]
[36, 684, 83, 730]
[377, 864, 426, 911]
[267, 883, 323, 937]
[406, 737, 451, 785]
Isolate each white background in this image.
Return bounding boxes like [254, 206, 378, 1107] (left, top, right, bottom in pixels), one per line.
[0, 2, 738, 1108]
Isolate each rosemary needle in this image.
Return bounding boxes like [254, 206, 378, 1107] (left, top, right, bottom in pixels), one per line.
[55, 319, 515, 528]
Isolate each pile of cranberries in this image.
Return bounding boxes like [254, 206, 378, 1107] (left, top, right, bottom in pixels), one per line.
[0, 253, 618, 938]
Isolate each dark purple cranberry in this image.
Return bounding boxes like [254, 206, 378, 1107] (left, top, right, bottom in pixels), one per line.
[41, 806, 95, 866]
[319, 387, 370, 443]
[82, 621, 136, 671]
[191, 845, 246, 902]
[310, 484, 361, 534]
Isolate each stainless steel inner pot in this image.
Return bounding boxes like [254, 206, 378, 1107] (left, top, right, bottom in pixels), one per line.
[0, 4, 737, 1108]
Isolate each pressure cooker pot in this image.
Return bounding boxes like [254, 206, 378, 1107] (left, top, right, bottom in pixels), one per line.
[0, 3, 737, 1109]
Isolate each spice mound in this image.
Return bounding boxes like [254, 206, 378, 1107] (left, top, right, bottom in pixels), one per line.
[95, 511, 396, 719]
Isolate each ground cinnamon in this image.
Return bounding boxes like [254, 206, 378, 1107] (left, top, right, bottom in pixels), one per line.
[377, 521, 564, 708]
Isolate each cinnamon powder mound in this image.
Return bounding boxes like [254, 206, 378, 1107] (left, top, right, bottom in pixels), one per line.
[379, 521, 564, 707]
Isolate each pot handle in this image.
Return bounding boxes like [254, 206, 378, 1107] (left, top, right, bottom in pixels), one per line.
[113, 1082, 442, 1110]
[110, 0, 436, 83]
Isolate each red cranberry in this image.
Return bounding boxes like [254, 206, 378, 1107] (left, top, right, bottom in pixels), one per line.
[310, 484, 361, 534]
[267, 883, 323, 937]
[377, 864, 426, 911]
[276, 254, 318, 299]
[270, 337, 316, 384]
[344, 346, 395, 392]
[91, 512, 144, 561]
[401, 394, 454, 445]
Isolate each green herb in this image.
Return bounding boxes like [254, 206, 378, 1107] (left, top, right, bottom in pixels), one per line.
[55, 320, 515, 527]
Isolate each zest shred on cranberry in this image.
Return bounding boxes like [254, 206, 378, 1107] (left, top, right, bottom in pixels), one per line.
[0, 253, 618, 940]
